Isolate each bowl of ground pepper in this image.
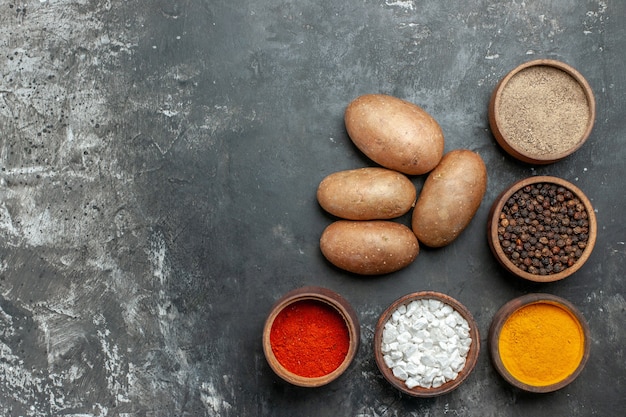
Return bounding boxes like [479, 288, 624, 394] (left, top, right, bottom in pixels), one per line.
[489, 293, 590, 393]
[262, 286, 360, 387]
[489, 59, 595, 164]
[488, 176, 597, 282]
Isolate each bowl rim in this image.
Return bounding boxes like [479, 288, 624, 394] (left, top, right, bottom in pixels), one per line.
[488, 58, 596, 164]
[487, 175, 597, 283]
[488, 293, 591, 393]
[373, 291, 480, 397]
[262, 286, 360, 387]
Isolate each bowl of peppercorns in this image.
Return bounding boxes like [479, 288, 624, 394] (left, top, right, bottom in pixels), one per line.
[488, 176, 597, 282]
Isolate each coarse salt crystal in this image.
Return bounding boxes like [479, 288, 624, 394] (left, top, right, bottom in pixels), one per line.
[392, 365, 408, 380]
[448, 335, 459, 347]
[413, 317, 428, 330]
[405, 377, 420, 389]
[384, 355, 396, 369]
[408, 351, 422, 365]
[415, 329, 429, 339]
[424, 311, 436, 322]
[397, 331, 412, 344]
[445, 314, 457, 327]
[429, 327, 442, 341]
[383, 327, 398, 343]
[442, 324, 456, 338]
[428, 299, 443, 311]
[406, 301, 418, 316]
[402, 343, 418, 359]
[450, 355, 466, 372]
[436, 353, 450, 367]
[432, 375, 446, 388]
[405, 362, 420, 376]
[442, 367, 458, 380]
[420, 355, 436, 367]
[391, 310, 402, 322]
[390, 350, 403, 361]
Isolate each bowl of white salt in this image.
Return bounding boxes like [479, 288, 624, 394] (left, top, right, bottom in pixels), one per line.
[489, 59, 595, 164]
[373, 291, 480, 397]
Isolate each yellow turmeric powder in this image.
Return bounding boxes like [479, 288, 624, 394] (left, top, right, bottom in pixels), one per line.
[498, 302, 585, 387]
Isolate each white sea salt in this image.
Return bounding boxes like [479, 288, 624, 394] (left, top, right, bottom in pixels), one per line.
[381, 299, 472, 389]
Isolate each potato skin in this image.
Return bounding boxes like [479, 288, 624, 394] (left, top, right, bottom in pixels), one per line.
[411, 149, 487, 248]
[320, 220, 419, 275]
[317, 167, 416, 220]
[344, 94, 444, 175]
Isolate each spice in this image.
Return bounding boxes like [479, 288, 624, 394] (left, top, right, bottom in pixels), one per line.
[498, 302, 585, 387]
[497, 182, 589, 275]
[498, 65, 590, 156]
[270, 300, 349, 378]
[381, 298, 472, 389]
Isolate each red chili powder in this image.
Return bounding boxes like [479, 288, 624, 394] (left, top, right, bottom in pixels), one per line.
[270, 299, 350, 378]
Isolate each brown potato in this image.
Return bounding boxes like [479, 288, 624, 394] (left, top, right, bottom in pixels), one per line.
[344, 94, 444, 175]
[317, 167, 416, 220]
[411, 149, 487, 248]
[320, 220, 419, 275]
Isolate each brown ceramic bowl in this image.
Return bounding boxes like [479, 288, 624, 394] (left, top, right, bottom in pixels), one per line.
[489, 59, 595, 164]
[489, 293, 590, 393]
[488, 176, 597, 283]
[373, 291, 480, 397]
[262, 286, 360, 387]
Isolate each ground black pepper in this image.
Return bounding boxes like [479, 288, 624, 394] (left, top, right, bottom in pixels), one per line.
[497, 183, 590, 276]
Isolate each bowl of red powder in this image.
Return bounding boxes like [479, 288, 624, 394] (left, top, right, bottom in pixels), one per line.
[263, 286, 360, 387]
[489, 59, 595, 164]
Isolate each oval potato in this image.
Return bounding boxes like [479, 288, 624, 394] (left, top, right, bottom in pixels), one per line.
[412, 149, 487, 248]
[317, 167, 416, 220]
[320, 220, 419, 275]
[345, 94, 445, 175]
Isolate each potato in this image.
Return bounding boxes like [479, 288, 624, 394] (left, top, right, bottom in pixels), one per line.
[317, 167, 416, 220]
[411, 149, 487, 248]
[320, 220, 419, 275]
[344, 94, 444, 175]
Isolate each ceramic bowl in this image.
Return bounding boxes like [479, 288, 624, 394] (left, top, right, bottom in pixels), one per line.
[373, 291, 480, 397]
[489, 59, 595, 164]
[488, 176, 597, 283]
[262, 286, 360, 387]
[489, 293, 590, 393]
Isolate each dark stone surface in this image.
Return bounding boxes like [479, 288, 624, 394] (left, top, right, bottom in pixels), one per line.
[0, 1, 624, 416]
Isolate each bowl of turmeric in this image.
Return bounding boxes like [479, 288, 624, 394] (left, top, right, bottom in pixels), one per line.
[489, 293, 590, 393]
[262, 286, 360, 387]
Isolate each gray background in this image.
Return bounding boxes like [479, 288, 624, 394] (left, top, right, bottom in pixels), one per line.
[0, 0, 624, 416]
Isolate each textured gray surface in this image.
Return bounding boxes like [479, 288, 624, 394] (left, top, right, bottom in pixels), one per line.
[0, 0, 624, 416]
